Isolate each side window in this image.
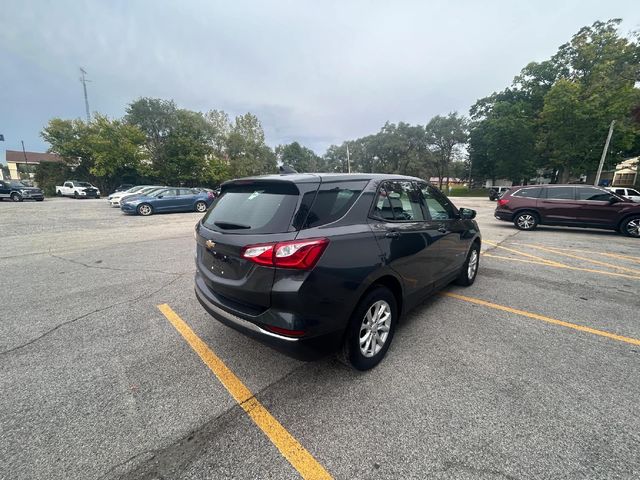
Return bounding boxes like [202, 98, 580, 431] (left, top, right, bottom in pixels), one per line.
[576, 187, 613, 201]
[614, 189, 626, 195]
[304, 181, 367, 228]
[628, 189, 640, 196]
[513, 187, 542, 198]
[64, 182, 72, 188]
[163, 188, 178, 196]
[177, 188, 194, 196]
[545, 187, 574, 200]
[372, 181, 424, 221]
[420, 184, 455, 220]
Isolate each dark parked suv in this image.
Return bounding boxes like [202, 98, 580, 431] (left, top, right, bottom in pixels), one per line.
[494, 184, 640, 237]
[194, 173, 481, 370]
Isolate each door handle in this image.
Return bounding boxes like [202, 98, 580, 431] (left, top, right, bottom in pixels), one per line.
[437, 225, 447, 233]
[385, 231, 400, 239]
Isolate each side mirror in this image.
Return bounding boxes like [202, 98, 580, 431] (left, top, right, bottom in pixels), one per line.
[459, 207, 476, 219]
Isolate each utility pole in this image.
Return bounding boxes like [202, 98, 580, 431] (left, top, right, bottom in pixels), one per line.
[79, 67, 91, 123]
[21, 140, 29, 181]
[594, 120, 615, 186]
[346, 143, 351, 173]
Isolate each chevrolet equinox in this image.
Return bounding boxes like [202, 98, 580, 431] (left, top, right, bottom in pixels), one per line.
[195, 174, 481, 370]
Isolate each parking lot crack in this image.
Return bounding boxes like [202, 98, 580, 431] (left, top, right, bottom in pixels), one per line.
[49, 252, 183, 276]
[0, 272, 190, 356]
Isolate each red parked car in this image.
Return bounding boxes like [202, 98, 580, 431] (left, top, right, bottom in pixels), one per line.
[494, 184, 640, 238]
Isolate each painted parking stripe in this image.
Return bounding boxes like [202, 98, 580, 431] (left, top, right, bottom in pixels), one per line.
[483, 240, 567, 267]
[441, 292, 640, 347]
[517, 243, 640, 275]
[157, 304, 332, 480]
[483, 252, 640, 280]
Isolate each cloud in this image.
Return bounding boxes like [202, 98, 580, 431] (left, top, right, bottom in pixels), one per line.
[1, 0, 638, 156]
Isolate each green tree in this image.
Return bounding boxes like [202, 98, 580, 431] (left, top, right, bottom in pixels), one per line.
[34, 161, 70, 196]
[425, 113, 468, 188]
[226, 113, 276, 178]
[125, 98, 178, 168]
[276, 142, 320, 172]
[41, 115, 148, 192]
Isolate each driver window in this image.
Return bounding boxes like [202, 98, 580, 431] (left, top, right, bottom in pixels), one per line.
[420, 184, 455, 220]
[373, 181, 424, 221]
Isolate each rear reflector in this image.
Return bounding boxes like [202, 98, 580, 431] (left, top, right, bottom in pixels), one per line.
[241, 238, 329, 270]
[264, 325, 306, 337]
[497, 198, 510, 206]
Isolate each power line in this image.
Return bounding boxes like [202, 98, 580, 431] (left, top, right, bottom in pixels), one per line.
[79, 67, 92, 122]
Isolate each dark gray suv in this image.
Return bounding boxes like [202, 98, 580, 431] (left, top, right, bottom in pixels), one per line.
[195, 173, 481, 370]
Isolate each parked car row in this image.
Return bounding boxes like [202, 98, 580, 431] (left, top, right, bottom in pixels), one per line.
[118, 186, 217, 216]
[494, 184, 640, 237]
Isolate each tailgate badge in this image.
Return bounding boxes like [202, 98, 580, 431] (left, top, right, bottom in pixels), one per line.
[205, 240, 216, 250]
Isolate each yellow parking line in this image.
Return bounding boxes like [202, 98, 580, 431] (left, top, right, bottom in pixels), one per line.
[441, 292, 640, 347]
[561, 248, 640, 265]
[522, 244, 640, 275]
[483, 252, 640, 280]
[157, 304, 332, 480]
[483, 240, 567, 267]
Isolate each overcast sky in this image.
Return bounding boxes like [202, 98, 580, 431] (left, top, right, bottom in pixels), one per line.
[1, 0, 638, 161]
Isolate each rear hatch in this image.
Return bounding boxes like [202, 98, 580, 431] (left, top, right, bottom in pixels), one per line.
[196, 178, 319, 314]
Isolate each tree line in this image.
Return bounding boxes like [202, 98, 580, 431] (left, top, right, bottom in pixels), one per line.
[469, 19, 640, 184]
[37, 19, 639, 193]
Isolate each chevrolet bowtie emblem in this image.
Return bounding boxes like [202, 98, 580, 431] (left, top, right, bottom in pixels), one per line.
[205, 240, 216, 249]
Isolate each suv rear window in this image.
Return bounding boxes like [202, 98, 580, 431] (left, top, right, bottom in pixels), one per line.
[301, 181, 367, 228]
[202, 182, 300, 234]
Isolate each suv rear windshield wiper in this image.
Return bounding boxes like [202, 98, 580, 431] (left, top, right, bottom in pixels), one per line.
[213, 221, 251, 230]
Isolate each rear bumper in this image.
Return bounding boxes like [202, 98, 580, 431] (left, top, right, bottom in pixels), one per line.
[494, 209, 513, 221]
[194, 272, 343, 360]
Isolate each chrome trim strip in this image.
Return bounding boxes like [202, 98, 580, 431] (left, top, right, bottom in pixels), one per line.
[195, 284, 299, 342]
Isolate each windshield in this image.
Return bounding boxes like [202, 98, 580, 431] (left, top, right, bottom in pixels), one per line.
[77, 182, 92, 187]
[126, 186, 145, 193]
[9, 181, 28, 187]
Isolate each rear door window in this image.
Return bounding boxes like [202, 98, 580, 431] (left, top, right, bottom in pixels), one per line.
[545, 187, 574, 200]
[628, 189, 640, 196]
[202, 182, 300, 234]
[302, 181, 367, 228]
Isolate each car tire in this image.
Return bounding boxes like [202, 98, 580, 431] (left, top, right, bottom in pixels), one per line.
[339, 286, 397, 371]
[454, 242, 480, 286]
[73, 191, 79, 199]
[137, 203, 153, 216]
[11, 192, 23, 202]
[513, 211, 538, 231]
[56, 190, 62, 196]
[620, 216, 640, 238]
[36, 198, 44, 202]
[195, 201, 208, 213]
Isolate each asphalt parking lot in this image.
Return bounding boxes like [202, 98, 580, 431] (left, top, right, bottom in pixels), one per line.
[1, 196, 639, 480]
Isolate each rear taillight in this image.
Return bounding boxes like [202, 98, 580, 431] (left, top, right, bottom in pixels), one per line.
[241, 238, 329, 270]
[497, 198, 509, 207]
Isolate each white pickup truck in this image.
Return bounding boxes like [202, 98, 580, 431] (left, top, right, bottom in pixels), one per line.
[55, 180, 101, 199]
